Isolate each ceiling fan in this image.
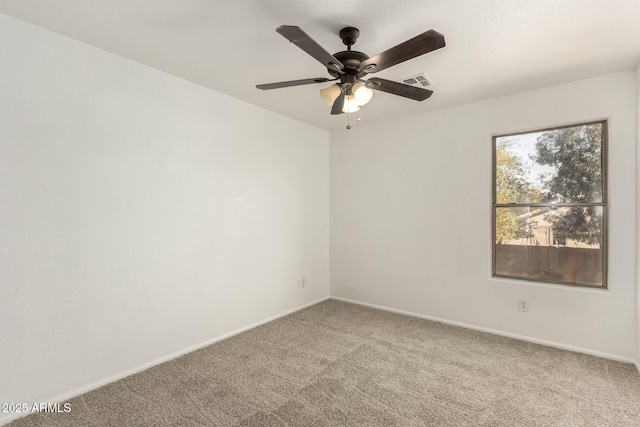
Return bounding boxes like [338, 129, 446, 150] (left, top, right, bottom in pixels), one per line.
[256, 25, 446, 117]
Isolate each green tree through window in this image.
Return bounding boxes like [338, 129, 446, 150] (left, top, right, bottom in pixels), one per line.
[493, 121, 606, 287]
[534, 124, 603, 245]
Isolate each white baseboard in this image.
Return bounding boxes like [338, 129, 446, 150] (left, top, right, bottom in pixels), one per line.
[330, 296, 636, 365]
[0, 296, 330, 426]
[635, 360, 640, 374]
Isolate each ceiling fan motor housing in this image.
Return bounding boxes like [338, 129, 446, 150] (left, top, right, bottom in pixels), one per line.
[328, 27, 371, 81]
[329, 51, 369, 76]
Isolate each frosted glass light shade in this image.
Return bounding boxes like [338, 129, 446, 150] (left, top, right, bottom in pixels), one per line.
[352, 83, 373, 106]
[320, 84, 341, 106]
[342, 95, 360, 113]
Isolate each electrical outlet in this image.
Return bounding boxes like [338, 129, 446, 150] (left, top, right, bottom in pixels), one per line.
[302, 276, 308, 288]
[297, 278, 303, 289]
[518, 298, 529, 312]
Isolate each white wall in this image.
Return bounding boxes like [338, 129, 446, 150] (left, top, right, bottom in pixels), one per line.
[0, 13, 329, 421]
[331, 71, 637, 360]
[636, 65, 640, 369]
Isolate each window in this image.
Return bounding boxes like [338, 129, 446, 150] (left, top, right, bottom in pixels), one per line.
[492, 121, 607, 288]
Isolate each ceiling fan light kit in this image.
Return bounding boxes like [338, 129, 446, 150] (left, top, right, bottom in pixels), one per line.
[342, 95, 360, 113]
[320, 83, 342, 106]
[257, 24, 445, 129]
[352, 82, 373, 106]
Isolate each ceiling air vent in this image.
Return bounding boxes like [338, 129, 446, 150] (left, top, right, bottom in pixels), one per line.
[401, 73, 434, 88]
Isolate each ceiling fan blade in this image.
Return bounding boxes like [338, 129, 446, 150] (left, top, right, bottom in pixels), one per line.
[360, 30, 445, 73]
[256, 77, 331, 90]
[276, 26, 344, 72]
[365, 78, 433, 101]
[331, 92, 345, 115]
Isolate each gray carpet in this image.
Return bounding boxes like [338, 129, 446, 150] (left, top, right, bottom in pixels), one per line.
[8, 299, 640, 426]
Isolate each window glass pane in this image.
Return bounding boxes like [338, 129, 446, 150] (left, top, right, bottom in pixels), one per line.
[495, 206, 603, 287]
[495, 123, 603, 204]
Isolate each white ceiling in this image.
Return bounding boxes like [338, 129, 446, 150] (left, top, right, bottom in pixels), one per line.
[1, 0, 639, 131]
